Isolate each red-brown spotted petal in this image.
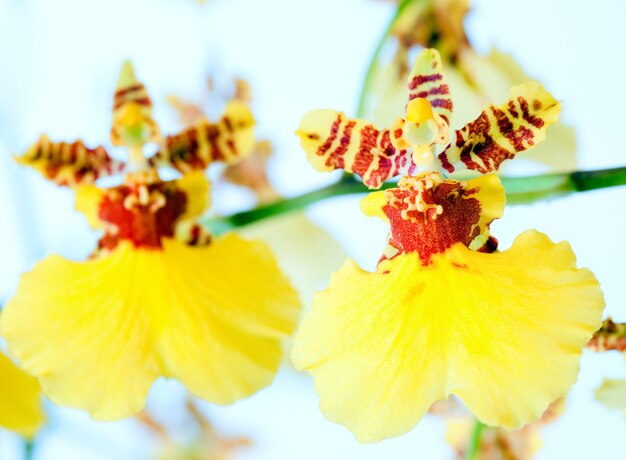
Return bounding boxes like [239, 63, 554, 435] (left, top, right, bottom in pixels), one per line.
[152, 101, 255, 173]
[16, 135, 125, 186]
[362, 172, 505, 265]
[96, 171, 209, 251]
[297, 110, 415, 189]
[438, 82, 560, 174]
[407, 48, 453, 124]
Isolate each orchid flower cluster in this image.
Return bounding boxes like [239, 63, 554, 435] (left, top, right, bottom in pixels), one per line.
[1, 1, 626, 459]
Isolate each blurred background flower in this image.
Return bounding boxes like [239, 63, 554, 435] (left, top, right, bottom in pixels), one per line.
[1, 0, 626, 458]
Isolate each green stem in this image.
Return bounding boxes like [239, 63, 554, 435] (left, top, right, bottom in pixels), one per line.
[201, 166, 626, 235]
[24, 439, 35, 460]
[355, 0, 417, 117]
[465, 420, 485, 460]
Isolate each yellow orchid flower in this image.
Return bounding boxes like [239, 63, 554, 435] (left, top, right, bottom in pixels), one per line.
[1, 61, 300, 421]
[292, 48, 605, 442]
[0, 350, 44, 438]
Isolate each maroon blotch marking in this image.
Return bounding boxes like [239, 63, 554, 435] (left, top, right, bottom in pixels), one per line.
[325, 120, 356, 169]
[316, 114, 342, 157]
[408, 73, 443, 90]
[518, 97, 545, 129]
[98, 181, 188, 250]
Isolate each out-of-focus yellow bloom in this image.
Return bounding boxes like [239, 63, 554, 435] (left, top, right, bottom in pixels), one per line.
[292, 49, 604, 442]
[169, 76, 345, 306]
[368, 0, 576, 171]
[445, 398, 565, 460]
[447, 421, 541, 460]
[595, 379, 626, 417]
[138, 402, 251, 460]
[0, 350, 44, 437]
[2, 62, 300, 421]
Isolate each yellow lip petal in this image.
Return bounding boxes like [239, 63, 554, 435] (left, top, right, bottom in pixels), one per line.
[0, 352, 44, 438]
[2, 235, 300, 420]
[158, 235, 300, 404]
[292, 230, 604, 442]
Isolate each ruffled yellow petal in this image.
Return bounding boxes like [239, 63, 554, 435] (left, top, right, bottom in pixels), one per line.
[2, 235, 300, 420]
[0, 351, 44, 438]
[74, 184, 105, 229]
[595, 379, 626, 416]
[292, 230, 603, 442]
[157, 236, 300, 403]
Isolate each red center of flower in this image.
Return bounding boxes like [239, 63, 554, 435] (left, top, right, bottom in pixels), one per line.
[382, 173, 494, 265]
[97, 174, 187, 250]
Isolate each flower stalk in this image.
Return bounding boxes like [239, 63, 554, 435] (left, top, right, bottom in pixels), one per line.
[23, 439, 35, 460]
[202, 165, 626, 235]
[355, 0, 418, 117]
[465, 420, 485, 460]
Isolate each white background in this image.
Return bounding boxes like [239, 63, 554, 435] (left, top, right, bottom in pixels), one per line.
[0, 0, 625, 458]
